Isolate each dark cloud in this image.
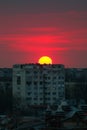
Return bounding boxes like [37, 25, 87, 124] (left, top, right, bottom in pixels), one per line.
[0, 0, 87, 14]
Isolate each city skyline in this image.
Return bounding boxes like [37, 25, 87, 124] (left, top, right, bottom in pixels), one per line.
[0, 0, 87, 68]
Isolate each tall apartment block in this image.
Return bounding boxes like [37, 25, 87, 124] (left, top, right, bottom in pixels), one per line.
[13, 64, 65, 108]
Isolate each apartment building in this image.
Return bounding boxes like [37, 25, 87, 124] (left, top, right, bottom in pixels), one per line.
[13, 64, 65, 108]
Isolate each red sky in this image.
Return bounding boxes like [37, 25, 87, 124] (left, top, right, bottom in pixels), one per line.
[0, 0, 87, 68]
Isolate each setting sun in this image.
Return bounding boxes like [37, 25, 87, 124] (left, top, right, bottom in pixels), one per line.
[38, 56, 52, 64]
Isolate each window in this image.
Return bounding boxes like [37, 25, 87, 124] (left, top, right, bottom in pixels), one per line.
[26, 97, 32, 100]
[17, 91, 21, 95]
[45, 92, 50, 95]
[27, 92, 31, 95]
[40, 93, 43, 95]
[48, 77, 51, 79]
[26, 81, 32, 85]
[52, 92, 56, 95]
[58, 76, 61, 79]
[53, 97, 56, 100]
[53, 76, 56, 79]
[17, 76, 21, 85]
[26, 70, 30, 74]
[58, 92, 63, 96]
[46, 98, 50, 100]
[40, 87, 43, 89]
[6, 83, 10, 86]
[40, 76, 42, 79]
[17, 86, 20, 90]
[34, 98, 37, 100]
[40, 81, 43, 85]
[34, 92, 38, 95]
[53, 82, 56, 85]
[40, 98, 43, 100]
[34, 81, 37, 85]
[34, 76, 38, 79]
[27, 76, 32, 80]
[34, 86, 38, 90]
[34, 71, 38, 74]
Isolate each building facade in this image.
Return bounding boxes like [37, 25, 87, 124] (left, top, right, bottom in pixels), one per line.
[13, 64, 65, 108]
[0, 68, 12, 111]
[65, 68, 87, 104]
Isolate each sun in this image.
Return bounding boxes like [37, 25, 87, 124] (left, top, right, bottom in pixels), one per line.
[38, 56, 52, 64]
